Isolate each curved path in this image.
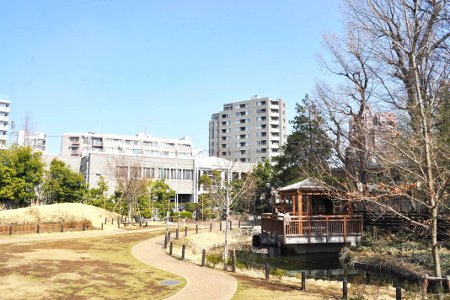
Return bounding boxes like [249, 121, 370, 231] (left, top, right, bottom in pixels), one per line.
[132, 235, 238, 300]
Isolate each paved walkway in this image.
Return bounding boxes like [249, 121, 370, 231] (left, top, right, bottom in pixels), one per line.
[132, 235, 238, 300]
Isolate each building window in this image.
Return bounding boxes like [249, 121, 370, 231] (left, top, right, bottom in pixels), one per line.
[144, 167, 155, 178]
[117, 166, 128, 178]
[183, 169, 193, 180]
[256, 132, 267, 137]
[130, 167, 141, 179]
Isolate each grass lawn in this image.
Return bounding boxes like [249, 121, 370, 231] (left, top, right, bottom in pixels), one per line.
[0, 230, 185, 300]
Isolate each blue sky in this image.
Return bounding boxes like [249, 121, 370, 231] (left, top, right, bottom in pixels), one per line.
[1, 0, 343, 155]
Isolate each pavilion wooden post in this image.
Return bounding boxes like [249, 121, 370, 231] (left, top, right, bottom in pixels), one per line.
[292, 193, 296, 215]
[306, 195, 311, 243]
[298, 193, 303, 234]
[343, 215, 347, 244]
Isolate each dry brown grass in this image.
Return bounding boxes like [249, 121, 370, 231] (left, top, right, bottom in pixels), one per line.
[0, 203, 119, 229]
[0, 230, 184, 300]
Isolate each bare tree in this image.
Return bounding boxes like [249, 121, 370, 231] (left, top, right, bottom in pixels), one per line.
[21, 112, 36, 147]
[313, 0, 449, 278]
[199, 159, 256, 270]
[108, 156, 148, 221]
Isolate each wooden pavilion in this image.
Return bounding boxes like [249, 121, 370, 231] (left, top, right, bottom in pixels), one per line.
[260, 178, 363, 247]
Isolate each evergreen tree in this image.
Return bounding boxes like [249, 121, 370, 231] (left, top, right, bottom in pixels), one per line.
[42, 158, 87, 203]
[273, 94, 332, 186]
[0, 146, 44, 207]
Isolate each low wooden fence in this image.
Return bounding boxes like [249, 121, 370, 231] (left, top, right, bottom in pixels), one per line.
[0, 220, 95, 236]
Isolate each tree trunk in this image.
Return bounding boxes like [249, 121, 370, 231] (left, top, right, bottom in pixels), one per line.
[223, 190, 230, 271]
[431, 203, 441, 278]
[128, 201, 132, 223]
[412, 57, 442, 279]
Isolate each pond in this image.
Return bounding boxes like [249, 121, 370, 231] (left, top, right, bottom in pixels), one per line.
[235, 245, 423, 291]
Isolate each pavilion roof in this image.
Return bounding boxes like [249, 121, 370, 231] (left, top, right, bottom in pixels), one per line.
[278, 178, 324, 192]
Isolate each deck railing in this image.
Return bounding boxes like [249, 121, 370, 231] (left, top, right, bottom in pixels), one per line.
[261, 214, 363, 244]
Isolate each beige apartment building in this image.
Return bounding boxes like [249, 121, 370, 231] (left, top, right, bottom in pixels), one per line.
[0, 97, 11, 149]
[209, 96, 288, 163]
[61, 132, 193, 158]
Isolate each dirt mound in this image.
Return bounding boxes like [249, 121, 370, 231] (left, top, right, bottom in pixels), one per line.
[0, 203, 119, 226]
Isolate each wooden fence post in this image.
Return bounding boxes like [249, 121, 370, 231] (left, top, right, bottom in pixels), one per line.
[343, 278, 348, 300]
[196, 224, 198, 234]
[201, 249, 206, 267]
[176, 228, 179, 239]
[9, 224, 12, 235]
[301, 271, 306, 291]
[61, 223, 64, 232]
[220, 221, 222, 231]
[396, 286, 401, 300]
[181, 245, 186, 260]
[238, 219, 241, 228]
[265, 263, 270, 280]
[101, 223, 103, 230]
[169, 241, 173, 255]
[210, 223, 212, 232]
[185, 226, 187, 237]
[230, 221, 232, 231]
[446, 276, 450, 294]
[423, 274, 428, 298]
[36, 224, 40, 234]
[231, 250, 236, 273]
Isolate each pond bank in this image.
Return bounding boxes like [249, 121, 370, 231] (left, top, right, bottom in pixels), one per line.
[171, 228, 401, 299]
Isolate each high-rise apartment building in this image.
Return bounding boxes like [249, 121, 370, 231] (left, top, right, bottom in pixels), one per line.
[348, 105, 397, 165]
[61, 132, 193, 158]
[209, 96, 288, 163]
[0, 97, 11, 149]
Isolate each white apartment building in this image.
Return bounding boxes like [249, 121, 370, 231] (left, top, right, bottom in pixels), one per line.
[15, 130, 47, 153]
[61, 132, 193, 158]
[0, 97, 11, 149]
[209, 96, 288, 163]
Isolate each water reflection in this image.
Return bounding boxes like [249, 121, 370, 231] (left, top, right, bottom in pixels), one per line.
[236, 245, 419, 289]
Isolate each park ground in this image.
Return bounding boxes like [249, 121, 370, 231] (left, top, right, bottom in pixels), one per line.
[0, 224, 410, 300]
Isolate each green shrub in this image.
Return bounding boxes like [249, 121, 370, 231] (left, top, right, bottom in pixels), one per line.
[184, 203, 198, 212]
[172, 211, 193, 219]
[206, 252, 223, 268]
[270, 268, 286, 281]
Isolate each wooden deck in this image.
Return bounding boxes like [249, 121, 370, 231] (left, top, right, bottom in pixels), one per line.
[261, 214, 363, 245]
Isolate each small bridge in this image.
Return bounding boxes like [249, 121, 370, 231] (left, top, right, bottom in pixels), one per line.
[261, 214, 363, 246]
